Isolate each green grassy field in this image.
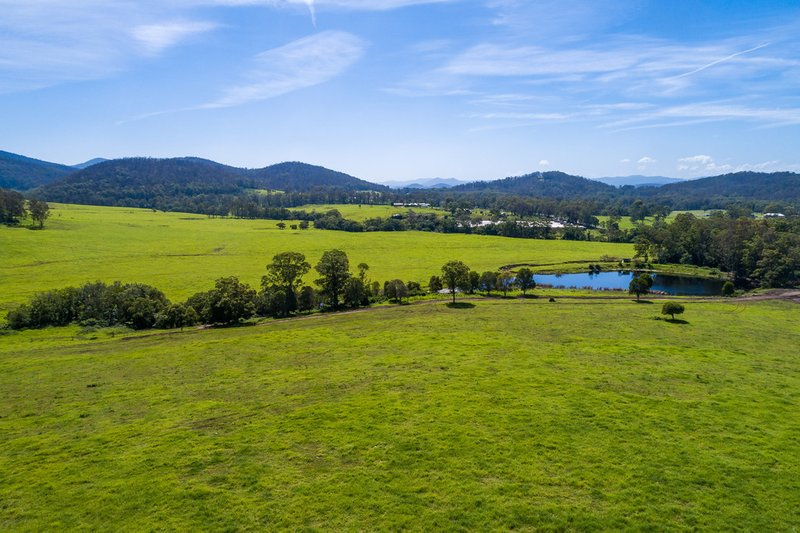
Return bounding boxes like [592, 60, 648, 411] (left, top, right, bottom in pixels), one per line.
[295, 203, 443, 221]
[0, 204, 632, 312]
[1, 297, 798, 530]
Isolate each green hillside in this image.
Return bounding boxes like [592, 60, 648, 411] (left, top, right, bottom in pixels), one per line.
[1, 298, 798, 529]
[0, 150, 74, 190]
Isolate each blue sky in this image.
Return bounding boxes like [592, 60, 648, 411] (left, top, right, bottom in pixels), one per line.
[1, 0, 799, 182]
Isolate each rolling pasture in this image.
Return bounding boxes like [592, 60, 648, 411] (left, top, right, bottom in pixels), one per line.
[0, 204, 632, 312]
[294, 203, 442, 221]
[1, 298, 799, 529]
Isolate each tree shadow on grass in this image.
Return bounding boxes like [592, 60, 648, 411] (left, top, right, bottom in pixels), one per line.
[520, 294, 538, 299]
[665, 318, 690, 325]
[653, 317, 690, 325]
[632, 299, 654, 304]
[446, 302, 476, 309]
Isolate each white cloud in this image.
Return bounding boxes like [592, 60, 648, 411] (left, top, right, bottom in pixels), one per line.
[677, 155, 725, 175]
[0, 0, 444, 91]
[620, 158, 631, 163]
[132, 21, 218, 55]
[637, 157, 656, 164]
[673, 154, 791, 176]
[539, 159, 550, 166]
[203, 31, 365, 108]
[0, 2, 219, 91]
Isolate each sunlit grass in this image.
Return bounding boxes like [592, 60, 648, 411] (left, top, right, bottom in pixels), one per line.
[1, 298, 798, 529]
[0, 203, 632, 312]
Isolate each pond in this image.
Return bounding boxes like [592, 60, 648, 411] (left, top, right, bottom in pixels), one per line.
[533, 271, 726, 296]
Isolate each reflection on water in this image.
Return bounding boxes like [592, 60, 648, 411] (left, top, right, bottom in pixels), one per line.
[533, 271, 725, 296]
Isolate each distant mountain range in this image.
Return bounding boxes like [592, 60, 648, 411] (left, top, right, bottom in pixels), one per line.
[593, 175, 686, 187]
[72, 158, 109, 170]
[2, 149, 799, 210]
[381, 177, 472, 189]
[0, 150, 74, 190]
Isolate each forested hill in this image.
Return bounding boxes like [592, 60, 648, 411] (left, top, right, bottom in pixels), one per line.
[449, 171, 617, 199]
[0, 150, 74, 190]
[250, 162, 387, 192]
[643, 171, 800, 208]
[35, 157, 388, 209]
[37, 158, 244, 207]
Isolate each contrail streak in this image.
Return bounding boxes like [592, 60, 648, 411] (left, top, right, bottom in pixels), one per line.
[671, 42, 770, 79]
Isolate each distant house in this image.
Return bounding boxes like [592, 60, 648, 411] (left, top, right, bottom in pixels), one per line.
[764, 212, 786, 218]
[392, 202, 431, 207]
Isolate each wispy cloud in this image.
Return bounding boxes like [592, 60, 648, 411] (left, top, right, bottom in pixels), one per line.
[122, 30, 366, 121]
[0, 0, 442, 92]
[0, 2, 218, 91]
[205, 31, 365, 109]
[601, 102, 800, 132]
[132, 21, 219, 55]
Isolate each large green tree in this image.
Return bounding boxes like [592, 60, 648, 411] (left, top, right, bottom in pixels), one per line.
[441, 260, 470, 303]
[515, 267, 536, 295]
[262, 251, 310, 315]
[661, 301, 685, 321]
[315, 249, 351, 310]
[28, 199, 50, 229]
[628, 273, 653, 302]
[0, 188, 26, 224]
[204, 277, 256, 325]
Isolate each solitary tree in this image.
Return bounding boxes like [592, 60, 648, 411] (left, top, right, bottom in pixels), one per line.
[661, 301, 685, 321]
[276, 222, 286, 230]
[441, 260, 470, 303]
[28, 199, 50, 229]
[0, 189, 27, 224]
[628, 273, 653, 301]
[516, 267, 536, 295]
[315, 249, 351, 310]
[262, 251, 310, 315]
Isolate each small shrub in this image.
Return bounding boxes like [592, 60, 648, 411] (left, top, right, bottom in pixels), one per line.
[721, 281, 735, 297]
[661, 302, 685, 321]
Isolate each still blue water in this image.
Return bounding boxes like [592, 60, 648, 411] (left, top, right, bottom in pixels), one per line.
[533, 271, 725, 296]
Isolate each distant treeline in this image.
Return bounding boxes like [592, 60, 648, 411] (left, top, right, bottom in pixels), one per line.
[628, 212, 800, 287]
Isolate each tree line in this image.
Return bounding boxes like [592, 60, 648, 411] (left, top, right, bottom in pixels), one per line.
[4, 252, 544, 331]
[628, 212, 800, 287]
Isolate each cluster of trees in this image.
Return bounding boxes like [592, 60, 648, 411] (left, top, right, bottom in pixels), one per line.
[0, 188, 50, 227]
[6, 281, 174, 330]
[5, 250, 424, 331]
[432, 262, 536, 303]
[629, 213, 800, 287]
